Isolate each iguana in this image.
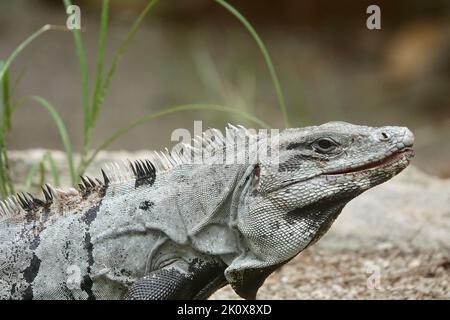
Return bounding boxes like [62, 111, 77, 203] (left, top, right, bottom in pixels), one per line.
[0, 122, 414, 300]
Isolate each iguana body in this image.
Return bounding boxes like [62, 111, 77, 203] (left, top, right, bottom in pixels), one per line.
[0, 122, 414, 300]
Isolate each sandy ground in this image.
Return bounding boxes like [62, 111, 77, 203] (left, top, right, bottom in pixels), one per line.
[211, 248, 449, 299]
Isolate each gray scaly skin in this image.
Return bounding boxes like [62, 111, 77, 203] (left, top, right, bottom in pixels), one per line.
[0, 122, 414, 300]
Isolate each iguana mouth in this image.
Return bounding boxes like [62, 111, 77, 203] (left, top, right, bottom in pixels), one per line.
[273, 149, 414, 193]
[325, 148, 414, 175]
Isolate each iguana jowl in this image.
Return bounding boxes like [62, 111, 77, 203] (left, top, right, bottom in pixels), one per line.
[0, 122, 414, 300]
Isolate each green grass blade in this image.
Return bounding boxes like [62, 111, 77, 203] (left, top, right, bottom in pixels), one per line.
[44, 151, 61, 186]
[214, 0, 290, 127]
[0, 149, 14, 197]
[0, 161, 6, 198]
[29, 96, 76, 185]
[24, 152, 61, 192]
[63, 0, 90, 148]
[0, 64, 7, 198]
[0, 62, 15, 197]
[2, 69, 12, 131]
[0, 25, 51, 81]
[192, 48, 225, 97]
[24, 161, 41, 192]
[77, 0, 159, 175]
[3, 153, 14, 195]
[0, 146, 14, 198]
[0, 146, 8, 198]
[9, 67, 27, 100]
[84, 104, 271, 170]
[38, 160, 46, 188]
[0, 25, 60, 197]
[99, 0, 159, 111]
[90, 0, 109, 125]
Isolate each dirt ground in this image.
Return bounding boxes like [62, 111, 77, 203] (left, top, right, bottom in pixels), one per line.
[211, 248, 450, 299]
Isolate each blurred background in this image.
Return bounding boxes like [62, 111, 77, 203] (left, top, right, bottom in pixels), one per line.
[1, 0, 449, 176]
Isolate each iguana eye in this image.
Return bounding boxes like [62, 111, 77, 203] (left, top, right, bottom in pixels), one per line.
[313, 138, 338, 153]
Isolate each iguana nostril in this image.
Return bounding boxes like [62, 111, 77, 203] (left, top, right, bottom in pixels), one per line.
[379, 132, 390, 141]
[402, 128, 414, 147]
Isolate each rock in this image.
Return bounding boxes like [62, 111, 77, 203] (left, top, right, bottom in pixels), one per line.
[319, 166, 450, 252]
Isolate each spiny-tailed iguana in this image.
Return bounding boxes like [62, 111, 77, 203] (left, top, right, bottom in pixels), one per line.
[0, 122, 414, 300]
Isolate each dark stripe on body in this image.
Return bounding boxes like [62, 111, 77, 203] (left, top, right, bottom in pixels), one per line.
[80, 202, 102, 300]
[21, 253, 41, 300]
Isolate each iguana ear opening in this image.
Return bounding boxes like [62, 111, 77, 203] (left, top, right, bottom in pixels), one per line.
[251, 165, 260, 195]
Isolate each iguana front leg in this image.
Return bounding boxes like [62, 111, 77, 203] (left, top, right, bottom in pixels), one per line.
[125, 259, 227, 300]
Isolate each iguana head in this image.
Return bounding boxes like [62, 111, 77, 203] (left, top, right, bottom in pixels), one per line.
[227, 121, 414, 299]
